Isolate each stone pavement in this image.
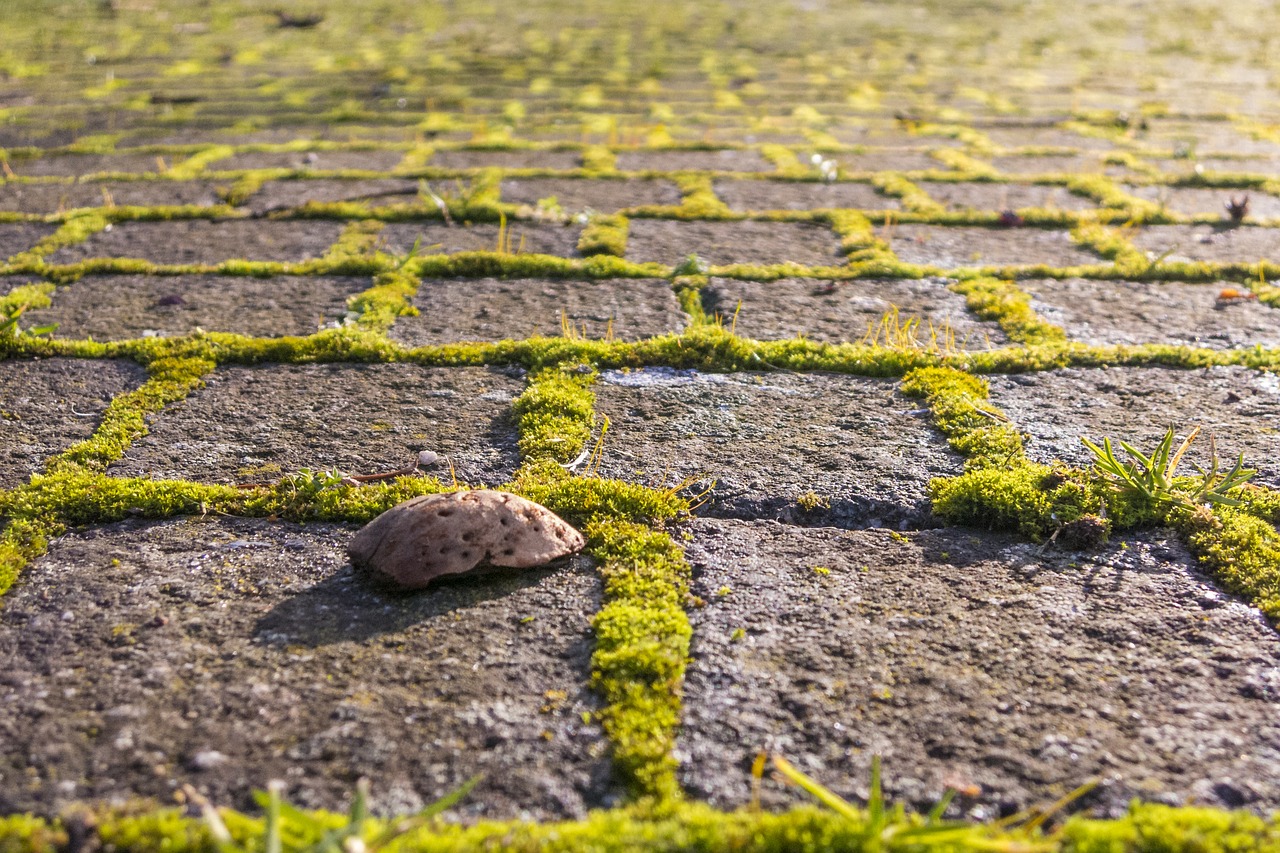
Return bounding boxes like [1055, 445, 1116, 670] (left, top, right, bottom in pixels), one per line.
[2, 0, 1280, 832]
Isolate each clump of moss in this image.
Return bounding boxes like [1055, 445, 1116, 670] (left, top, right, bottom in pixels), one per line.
[577, 213, 628, 257]
[1176, 504, 1280, 623]
[947, 276, 1067, 346]
[869, 174, 944, 215]
[513, 367, 597, 464]
[673, 174, 731, 218]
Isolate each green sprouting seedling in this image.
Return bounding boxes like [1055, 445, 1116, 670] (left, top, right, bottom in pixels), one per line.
[191, 775, 479, 853]
[1082, 426, 1254, 510]
[281, 467, 351, 497]
[673, 253, 708, 275]
[0, 303, 57, 340]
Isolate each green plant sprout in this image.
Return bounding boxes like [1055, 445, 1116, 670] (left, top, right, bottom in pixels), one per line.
[1081, 426, 1254, 510]
[187, 775, 479, 853]
[0, 302, 58, 340]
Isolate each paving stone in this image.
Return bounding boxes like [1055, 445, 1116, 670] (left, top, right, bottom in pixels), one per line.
[378, 221, 582, 258]
[987, 366, 1280, 486]
[0, 357, 149, 488]
[592, 368, 960, 527]
[499, 177, 682, 213]
[0, 180, 226, 214]
[713, 179, 900, 211]
[430, 149, 583, 170]
[615, 149, 769, 172]
[0, 516, 609, 818]
[244, 178, 418, 214]
[914, 181, 1097, 212]
[887, 225, 1103, 268]
[390, 278, 686, 345]
[26, 274, 368, 340]
[1128, 224, 1280, 263]
[987, 155, 1105, 175]
[1120, 185, 1280, 219]
[625, 219, 843, 267]
[210, 149, 406, 172]
[0, 223, 58, 260]
[1022, 278, 1280, 350]
[1, 153, 166, 177]
[982, 127, 1117, 151]
[46, 220, 345, 266]
[110, 364, 523, 486]
[703, 277, 1007, 349]
[832, 151, 943, 173]
[678, 519, 1280, 817]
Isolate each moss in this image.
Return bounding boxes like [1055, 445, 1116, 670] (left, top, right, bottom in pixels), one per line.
[929, 148, 999, 177]
[673, 174, 731, 217]
[1176, 505, 1280, 624]
[581, 145, 617, 173]
[869, 174, 945, 215]
[166, 145, 236, 179]
[1070, 219, 1149, 272]
[759, 144, 805, 177]
[946, 276, 1067, 346]
[513, 367, 597, 464]
[577, 213, 629, 257]
[1061, 801, 1280, 853]
[9, 211, 111, 266]
[0, 813, 66, 853]
[345, 268, 420, 331]
[586, 518, 691, 803]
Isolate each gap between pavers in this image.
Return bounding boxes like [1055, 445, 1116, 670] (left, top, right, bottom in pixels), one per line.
[378, 221, 582, 258]
[389, 278, 687, 346]
[986, 366, 1280, 487]
[0, 516, 611, 819]
[591, 368, 960, 528]
[108, 364, 523, 486]
[26, 274, 369, 341]
[702, 277, 1007, 350]
[886, 224, 1104, 269]
[1021, 278, 1280, 350]
[46, 220, 346, 266]
[624, 219, 844, 267]
[499, 178, 682, 214]
[0, 357, 150, 489]
[678, 519, 1280, 817]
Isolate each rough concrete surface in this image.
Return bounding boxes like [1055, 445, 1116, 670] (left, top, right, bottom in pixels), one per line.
[0, 517, 610, 819]
[678, 519, 1280, 817]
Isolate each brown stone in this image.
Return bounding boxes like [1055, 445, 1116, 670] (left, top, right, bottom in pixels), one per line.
[348, 490, 584, 589]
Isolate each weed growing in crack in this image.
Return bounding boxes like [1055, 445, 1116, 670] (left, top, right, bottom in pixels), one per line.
[1082, 426, 1254, 511]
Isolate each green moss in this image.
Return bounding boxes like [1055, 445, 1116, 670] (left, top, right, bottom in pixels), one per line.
[0, 813, 66, 853]
[946, 277, 1067, 346]
[673, 174, 731, 217]
[166, 145, 236, 179]
[869, 174, 945, 215]
[1070, 219, 1149, 272]
[1176, 505, 1280, 624]
[586, 518, 691, 803]
[1062, 801, 1280, 852]
[9, 211, 111, 267]
[900, 367, 1026, 465]
[759, 144, 806, 177]
[513, 367, 597, 464]
[577, 213, 629, 257]
[582, 145, 617, 173]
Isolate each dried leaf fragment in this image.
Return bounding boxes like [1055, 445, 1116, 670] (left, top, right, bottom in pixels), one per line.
[348, 490, 584, 589]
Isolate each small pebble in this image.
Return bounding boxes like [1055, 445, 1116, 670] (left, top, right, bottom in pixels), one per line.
[417, 450, 440, 467]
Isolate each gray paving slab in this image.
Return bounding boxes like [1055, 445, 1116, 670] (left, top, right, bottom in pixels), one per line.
[390, 277, 686, 345]
[0, 180, 226, 214]
[1128, 224, 1280, 264]
[378, 221, 582, 258]
[0, 516, 609, 818]
[625, 219, 843, 267]
[713, 180, 900, 212]
[678, 519, 1280, 817]
[244, 178, 418, 214]
[988, 155, 1105, 175]
[2, 153, 166, 177]
[592, 368, 961, 527]
[1022, 278, 1280, 349]
[616, 149, 769, 172]
[1121, 185, 1280, 219]
[832, 151, 943, 173]
[499, 178, 681, 213]
[887, 225, 1103, 269]
[0, 223, 58, 260]
[46, 220, 345, 266]
[211, 150, 406, 172]
[914, 182, 1097, 212]
[0, 357, 149, 488]
[702, 276, 1007, 349]
[987, 366, 1280, 487]
[430, 150, 582, 170]
[110, 364, 523, 486]
[27, 274, 368, 340]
